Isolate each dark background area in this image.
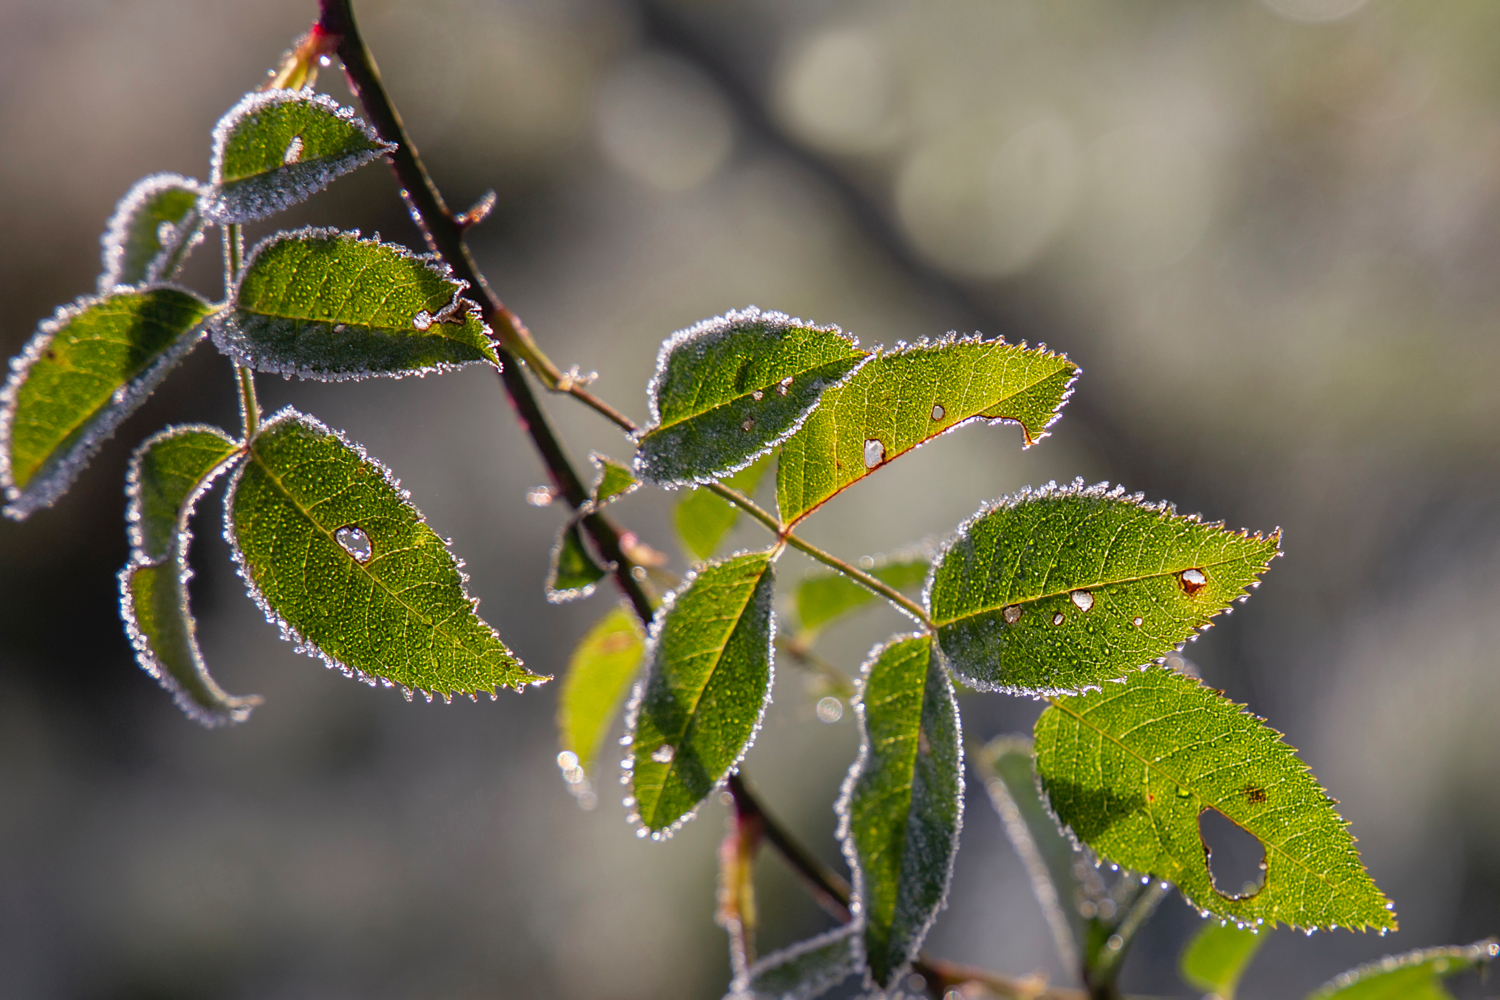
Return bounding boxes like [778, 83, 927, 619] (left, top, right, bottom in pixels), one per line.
[2, 0, 1497, 997]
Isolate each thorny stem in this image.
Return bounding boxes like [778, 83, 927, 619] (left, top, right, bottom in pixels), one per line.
[223, 224, 260, 440]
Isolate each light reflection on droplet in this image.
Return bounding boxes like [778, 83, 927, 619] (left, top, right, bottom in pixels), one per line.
[651, 744, 675, 764]
[283, 135, 304, 165]
[1003, 604, 1023, 625]
[335, 525, 373, 562]
[413, 310, 433, 331]
[1070, 590, 1095, 612]
[1180, 568, 1207, 595]
[815, 696, 843, 723]
[525, 485, 555, 507]
[931, 403, 945, 421]
[863, 439, 885, 468]
[1052, 612, 1065, 625]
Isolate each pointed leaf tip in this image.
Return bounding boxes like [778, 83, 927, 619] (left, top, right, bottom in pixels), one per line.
[589, 452, 639, 509]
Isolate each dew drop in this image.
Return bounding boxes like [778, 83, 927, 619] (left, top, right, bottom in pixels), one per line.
[1179, 568, 1207, 595]
[931, 403, 945, 421]
[156, 221, 178, 245]
[335, 525, 373, 562]
[1070, 590, 1095, 612]
[283, 135, 304, 165]
[863, 439, 885, 468]
[651, 744, 675, 764]
[1052, 612, 1065, 625]
[636, 827, 649, 838]
[318, 54, 333, 67]
[525, 485, 555, 507]
[741, 417, 755, 432]
[413, 310, 433, 331]
[815, 697, 843, 723]
[1176, 785, 1192, 799]
[1002, 604, 1023, 625]
[751, 389, 764, 401]
[776, 376, 792, 396]
[1132, 616, 1144, 627]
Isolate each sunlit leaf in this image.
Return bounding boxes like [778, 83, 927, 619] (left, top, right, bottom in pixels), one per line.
[1034, 666, 1396, 931]
[1307, 939, 1497, 1000]
[1180, 922, 1266, 999]
[674, 452, 772, 563]
[777, 337, 1076, 525]
[838, 633, 962, 991]
[119, 424, 261, 726]
[1, 287, 215, 519]
[558, 605, 645, 775]
[226, 408, 542, 698]
[547, 520, 607, 602]
[99, 174, 208, 291]
[210, 228, 497, 381]
[634, 307, 867, 486]
[928, 480, 1279, 694]
[795, 553, 929, 636]
[590, 452, 639, 508]
[626, 550, 775, 833]
[726, 924, 861, 1000]
[204, 88, 393, 223]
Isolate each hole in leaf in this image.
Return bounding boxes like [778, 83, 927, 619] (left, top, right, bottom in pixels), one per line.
[1199, 807, 1266, 899]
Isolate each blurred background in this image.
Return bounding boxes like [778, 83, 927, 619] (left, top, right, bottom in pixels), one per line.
[2, 0, 1498, 997]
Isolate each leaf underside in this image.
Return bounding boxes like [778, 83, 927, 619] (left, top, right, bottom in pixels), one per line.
[627, 550, 776, 833]
[120, 424, 261, 726]
[795, 555, 930, 636]
[840, 633, 962, 991]
[928, 481, 1280, 695]
[1307, 939, 1497, 1000]
[558, 604, 646, 773]
[635, 306, 866, 486]
[99, 173, 207, 291]
[1, 286, 214, 519]
[211, 228, 497, 381]
[206, 88, 393, 223]
[1035, 667, 1396, 931]
[778, 338, 1077, 525]
[227, 408, 540, 698]
[547, 520, 607, 602]
[727, 924, 862, 1000]
[674, 452, 772, 563]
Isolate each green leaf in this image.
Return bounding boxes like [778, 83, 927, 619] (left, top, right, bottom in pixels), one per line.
[1034, 666, 1397, 931]
[838, 633, 962, 991]
[99, 174, 208, 291]
[1181, 921, 1266, 999]
[590, 452, 639, 508]
[777, 337, 1076, 525]
[210, 228, 498, 381]
[119, 425, 262, 726]
[1, 287, 215, 519]
[1307, 939, 1497, 1000]
[626, 550, 776, 834]
[634, 307, 867, 486]
[546, 520, 607, 602]
[726, 924, 861, 1000]
[558, 605, 645, 776]
[204, 89, 393, 223]
[673, 452, 773, 563]
[226, 408, 542, 699]
[928, 481, 1280, 694]
[794, 553, 930, 636]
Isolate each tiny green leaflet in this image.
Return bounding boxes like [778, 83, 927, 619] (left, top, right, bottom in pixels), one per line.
[98, 173, 208, 291]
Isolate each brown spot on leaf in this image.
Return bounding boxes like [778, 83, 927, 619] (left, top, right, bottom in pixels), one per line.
[1179, 568, 1207, 595]
[1243, 784, 1267, 805]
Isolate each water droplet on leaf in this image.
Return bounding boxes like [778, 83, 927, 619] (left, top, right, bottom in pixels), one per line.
[413, 310, 433, 331]
[751, 389, 764, 401]
[777, 376, 792, 396]
[741, 418, 755, 432]
[815, 697, 843, 723]
[863, 439, 885, 468]
[1179, 568, 1207, 595]
[1052, 612, 1065, 625]
[651, 744, 675, 764]
[1070, 590, 1094, 612]
[283, 135, 304, 165]
[335, 526, 373, 562]
[1132, 616, 1143, 627]
[931, 403, 945, 420]
[1003, 604, 1023, 624]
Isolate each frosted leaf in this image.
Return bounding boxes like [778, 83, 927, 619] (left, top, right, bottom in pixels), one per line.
[204, 89, 393, 223]
[725, 923, 862, 1000]
[546, 519, 607, 602]
[210, 227, 498, 381]
[1308, 938, 1497, 998]
[120, 424, 260, 726]
[98, 174, 209, 291]
[1, 287, 215, 520]
[589, 452, 639, 509]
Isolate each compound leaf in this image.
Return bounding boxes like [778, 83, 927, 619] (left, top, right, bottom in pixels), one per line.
[558, 604, 645, 775]
[778, 337, 1076, 525]
[1034, 667, 1396, 931]
[674, 452, 772, 563]
[626, 550, 775, 833]
[726, 924, 862, 1000]
[928, 481, 1279, 695]
[204, 89, 393, 223]
[99, 174, 208, 290]
[1307, 939, 1497, 1000]
[635, 307, 866, 486]
[120, 424, 261, 726]
[590, 452, 639, 508]
[547, 520, 607, 602]
[1180, 922, 1266, 999]
[839, 633, 962, 992]
[1, 287, 215, 519]
[211, 228, 497, 381]
[226, 408, 541, 698]
[795, 554, 929, 636]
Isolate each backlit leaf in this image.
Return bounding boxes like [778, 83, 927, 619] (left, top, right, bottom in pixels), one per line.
[674, 452, 772, 563]
[99, 174, 208, 291]
[635, 307, 867, 486]
[794, 553, 929, 636]
[777, 337, 1076, 525]
[1, 287, 215, 519]
[1307, 939, 1497, 1000]
[558, 605, 645, 774]
[211, 228, 498, 381]
[726, 924, 862, 1000]
[838, 633, 962, 991]
[547, 520, 607, 602]
[625, 550, 776, 834]
[590, 452, 639, 508]
[1180, 922, 1265, 999]
[119, 424, 261, 726]
[1034, 666, 1396, 931]
[928, 481, 1279, 695]
[204, 89, 393, 223]
[226, 408, 542, 698]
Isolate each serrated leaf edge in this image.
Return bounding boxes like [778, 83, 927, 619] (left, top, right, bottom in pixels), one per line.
[99, 173, 211, 292]
[1306, 938, 1498, 998]
[587, 450, 640, 511]
[726, 922, 864, 1000]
